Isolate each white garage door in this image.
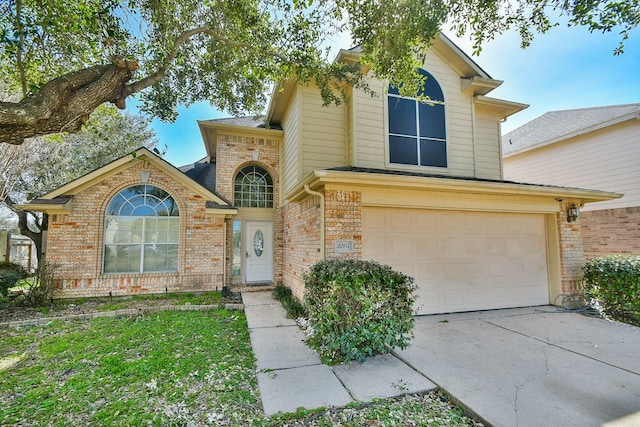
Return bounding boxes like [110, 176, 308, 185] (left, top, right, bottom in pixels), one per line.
[363, 207, 549, 315]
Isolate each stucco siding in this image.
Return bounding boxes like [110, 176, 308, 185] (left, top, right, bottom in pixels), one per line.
[504, 120, 640, 211]
[281, 88, 300, 195]
[299, 84, 347, 176]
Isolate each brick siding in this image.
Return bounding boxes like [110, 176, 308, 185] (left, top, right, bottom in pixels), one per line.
[46, 161, 226, 298]
[580, 207, 640, 258]
[556, 204, 585, 294]
[324, 190, 362, 259]
[214, 134, 283, 289]
[283, 196, 321, 300]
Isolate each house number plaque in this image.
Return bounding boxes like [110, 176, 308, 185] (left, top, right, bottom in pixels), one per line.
[334, 239, 355, 253]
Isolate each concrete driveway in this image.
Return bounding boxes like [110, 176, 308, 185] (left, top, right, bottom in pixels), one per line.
[394, 306, 640, 427]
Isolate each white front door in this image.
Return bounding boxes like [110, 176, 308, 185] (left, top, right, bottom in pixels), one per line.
[245, 221, 273, 283]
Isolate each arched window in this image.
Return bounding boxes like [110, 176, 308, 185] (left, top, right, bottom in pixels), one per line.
[387, 68, 447, 168]
[234, 165, 274, 208]
[103, 185, 179, 273]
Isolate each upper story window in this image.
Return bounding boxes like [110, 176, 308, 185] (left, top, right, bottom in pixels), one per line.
[387, 68, 447, 168]
[103, 185, 179, 274]
[234, 165, 274, 208]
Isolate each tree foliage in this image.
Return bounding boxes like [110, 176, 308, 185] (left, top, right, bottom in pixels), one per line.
[0, 0, 637, 144]
[0, 105, 157, 261]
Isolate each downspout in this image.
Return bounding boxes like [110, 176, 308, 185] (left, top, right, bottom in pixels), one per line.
[304, 185, 325, 260]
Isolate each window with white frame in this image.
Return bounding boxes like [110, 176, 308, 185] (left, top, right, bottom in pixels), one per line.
[387, 68, 447, 168]
[103, 185, 179, 274]
[234, 165, 274, 208]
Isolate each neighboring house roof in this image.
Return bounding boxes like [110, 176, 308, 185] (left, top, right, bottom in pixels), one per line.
[21, 147, 236, 216]
[503, 103, 640, 156]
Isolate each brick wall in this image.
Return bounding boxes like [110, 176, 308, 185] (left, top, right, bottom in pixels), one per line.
[283, 197, 321, 300]
[580, 207, 640, 258]
[214, 134, 283, 288]
[556, 205, 584, 294]
[46, 160, 226, 298]
[324, 190, 362, 258]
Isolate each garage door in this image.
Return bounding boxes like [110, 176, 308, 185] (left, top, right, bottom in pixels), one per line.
[362, 207, 549, 315]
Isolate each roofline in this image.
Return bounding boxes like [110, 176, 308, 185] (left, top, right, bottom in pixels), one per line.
[197, 120, 284, 161]
[285, 169, 622, 206]
[267, 32, 500, 123]
[28, 147, 231, 209]
[475, 96, 529, 120]
[504, 112, 640, 157]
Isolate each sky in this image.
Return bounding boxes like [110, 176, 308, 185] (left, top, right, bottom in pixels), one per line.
[137, 21, 640, 167]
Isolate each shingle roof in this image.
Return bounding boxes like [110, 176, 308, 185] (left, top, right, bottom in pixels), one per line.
[502, 103, 640, 156]
[179, 160, 217, 194]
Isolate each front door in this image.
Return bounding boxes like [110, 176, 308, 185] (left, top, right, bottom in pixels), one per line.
[245, 221, 273, 283]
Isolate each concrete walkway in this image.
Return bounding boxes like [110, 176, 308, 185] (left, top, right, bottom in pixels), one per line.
[242, 291, 436, 416]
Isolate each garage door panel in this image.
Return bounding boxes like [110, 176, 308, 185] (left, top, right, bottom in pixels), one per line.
[363, 207, 549, 315]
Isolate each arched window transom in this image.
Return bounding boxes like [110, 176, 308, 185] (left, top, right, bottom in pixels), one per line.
[234, 165, 274, 208]
[387, 68, 447, 168]
[103, 185, 179, 274]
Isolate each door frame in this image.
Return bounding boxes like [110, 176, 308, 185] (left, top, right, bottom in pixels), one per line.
[244, 220, 274, 283]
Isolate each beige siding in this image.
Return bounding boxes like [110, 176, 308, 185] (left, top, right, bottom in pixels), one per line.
[504, 120, 640, 211]
[281, 88, 300, 195]
[474, 107, 503, 180]
[299, 84, 347, 176]
[350, 49, 478, 177]
[346, 86, 354, 166]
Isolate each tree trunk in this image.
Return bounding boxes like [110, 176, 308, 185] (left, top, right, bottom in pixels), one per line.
[0, 58, 139, 145]
[15, 210, 47, 266]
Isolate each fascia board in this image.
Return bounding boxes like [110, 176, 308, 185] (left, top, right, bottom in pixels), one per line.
[311, 170, 622, 204]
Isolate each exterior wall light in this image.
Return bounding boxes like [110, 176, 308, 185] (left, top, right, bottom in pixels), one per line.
[567, 203, 580, 223]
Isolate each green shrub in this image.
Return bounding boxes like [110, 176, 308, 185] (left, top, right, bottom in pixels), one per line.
[304, 258, 416, 364]
[0, 261, 28, 297]
[272, 284, 307, 318]
[583, 255, 640, 326]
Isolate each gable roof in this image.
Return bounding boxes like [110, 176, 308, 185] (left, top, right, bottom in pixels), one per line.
[503, 103, 640, 156]
[268, 32, 506, 124]
[21, 147, 236, 216]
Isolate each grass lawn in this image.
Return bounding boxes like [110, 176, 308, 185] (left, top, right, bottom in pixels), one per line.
[1, 308, 480, 426]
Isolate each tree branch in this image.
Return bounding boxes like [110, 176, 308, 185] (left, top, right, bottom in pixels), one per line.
[126, 26, 260, 95]
[0, 58, 139, 144]
[15, 0, 28, 97]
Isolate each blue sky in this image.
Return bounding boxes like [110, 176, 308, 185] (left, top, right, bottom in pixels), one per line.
[138, 22, 640, 167]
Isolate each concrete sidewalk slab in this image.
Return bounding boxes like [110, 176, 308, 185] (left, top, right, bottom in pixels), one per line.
[242, 291, 280, 307]
[488, 312, 640, 373]
[245, 303, 296, 329]
[250, 325, 320, 370]
[333, 354, 437, 402]
[257, 365, 353, 416]
[396, 311, 640, 427]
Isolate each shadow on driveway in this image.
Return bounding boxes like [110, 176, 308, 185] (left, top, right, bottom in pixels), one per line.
[394, 306, 640, 427]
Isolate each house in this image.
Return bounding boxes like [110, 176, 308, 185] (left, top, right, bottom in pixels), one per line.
[22, 34, 620, 315]
[503, 104, 640, 259]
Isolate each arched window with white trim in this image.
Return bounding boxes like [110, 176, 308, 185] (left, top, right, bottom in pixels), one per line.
[234, 165, 274, 208]
[103, 185, 179, 273]
[387, 68, 447, 168]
